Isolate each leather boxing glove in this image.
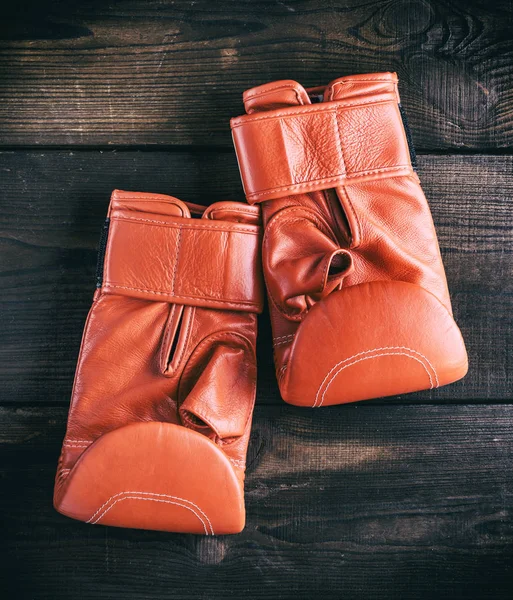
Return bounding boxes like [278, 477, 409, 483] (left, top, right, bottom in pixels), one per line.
[231, 72, 468, 407]
[54, 190, 263, 534]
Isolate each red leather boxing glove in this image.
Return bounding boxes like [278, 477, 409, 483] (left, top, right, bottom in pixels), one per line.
[231, 72, 468, 407]
[54, 190, 263, 534]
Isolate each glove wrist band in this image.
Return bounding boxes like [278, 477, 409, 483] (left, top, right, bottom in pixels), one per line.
[231, 80, 412, 203]
[101, 195, 263, 313]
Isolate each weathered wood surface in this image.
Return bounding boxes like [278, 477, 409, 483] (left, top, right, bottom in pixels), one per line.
[2, 404, 513, 599]
[1, 0, 513, 149]
[0, 151, 511, 404]
[1, 1, 512, 598]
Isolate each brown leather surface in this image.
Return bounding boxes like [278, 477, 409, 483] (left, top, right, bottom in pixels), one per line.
[54, 190, 263, 534]
[231, 72, 468, 406]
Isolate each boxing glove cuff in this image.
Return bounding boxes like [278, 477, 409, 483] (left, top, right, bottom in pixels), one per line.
[231, 73, 411, 203]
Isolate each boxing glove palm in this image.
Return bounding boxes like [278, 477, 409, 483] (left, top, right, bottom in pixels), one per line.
[54, 190, 263, 534]
[231, 72, 468, 406]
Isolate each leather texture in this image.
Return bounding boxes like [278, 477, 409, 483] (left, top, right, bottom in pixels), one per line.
[54, 190, 263, 534]
[231, 72, 468, 406]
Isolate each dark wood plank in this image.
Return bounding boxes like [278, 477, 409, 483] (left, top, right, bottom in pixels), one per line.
[0, 151, 511, 404]
[2, 404, 513, 599]
[1, 0, 513, 149]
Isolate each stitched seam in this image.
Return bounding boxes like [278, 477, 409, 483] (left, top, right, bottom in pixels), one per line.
[207, 207, 260, 221]
[173, 306, 195, 372]
[331, 110, 345, 179]
[112, 197, 187, 218]
[114, 196, 183, 202]
[333, 109, 347, 176]
[103, 283, 257, 309]
[274, 338, 295, 348]
[314, 345, 438, 407]
[111, 216, 259, 236]
[231, 99, 392, 127]
[332, 77, 397, 82]
[247, 166, 411, 200]
[245, 83, 305, 101]
[171, 228, 182, 295]
[314, 347, 438, 407]
[337, 185, 361, 248]
[159, 306, 176, 372]
[317, 353, 433, 407]
[336, 346, 438, 388]
[63, 444, 90, 448]
[244, 84, 305, 106]
[65, 439, 92, 443]
[273, 334, 295, 342]
[328, 80, 397, 100]
[319, 251, 334, 294]
[87, 490, 214, 534]
[88, 495, 212, 535]
[92, 498, 208, 533]
[273, 333, 296, 343]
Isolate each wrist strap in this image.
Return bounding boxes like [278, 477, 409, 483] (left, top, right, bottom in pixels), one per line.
[231, 95, 412, 203]
[101, 212, 263, 313]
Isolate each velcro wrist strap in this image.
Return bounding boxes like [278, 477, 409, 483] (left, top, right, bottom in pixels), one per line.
[231, 95, 412, 203]
[101, 214, 264, 313]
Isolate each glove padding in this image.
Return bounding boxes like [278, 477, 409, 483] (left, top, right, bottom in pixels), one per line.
[54, 190, 263, 534]
[231, 72, 467, 406]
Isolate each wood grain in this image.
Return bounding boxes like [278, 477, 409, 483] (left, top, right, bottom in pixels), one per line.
[0, 151, 511, 404]
[1, 2, 512, 598]
[1, 0, 512, 149]
[2, 404, 513, 599]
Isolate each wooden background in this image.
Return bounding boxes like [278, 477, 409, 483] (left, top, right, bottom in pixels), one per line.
[1, 1, 512, 598]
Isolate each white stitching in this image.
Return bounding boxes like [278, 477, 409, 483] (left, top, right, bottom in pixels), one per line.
[63, 443, 90, 448]
[273, 334, 295, 347]
[317, 353, 434, 407]
[314, 345, 439, 406]
[64, 439, 92, 443]
[314, 346, 439, 407]
[273, 334, 295, 342]
[316, 351, 436, 407]
[90, 497, 210, 535]
[87, 491, 214, 535]
[87, 490, 213, 530]
[274, 338, 295, 348]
